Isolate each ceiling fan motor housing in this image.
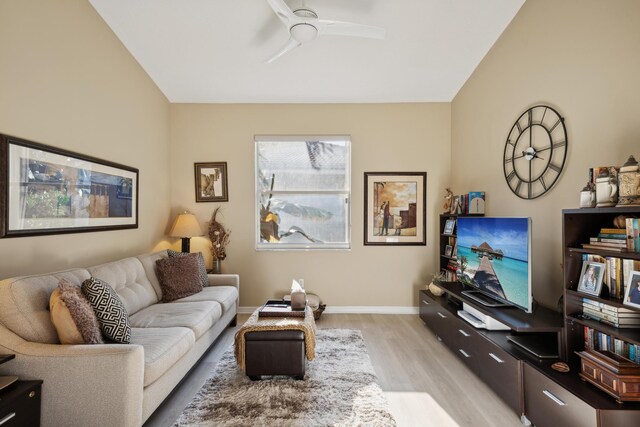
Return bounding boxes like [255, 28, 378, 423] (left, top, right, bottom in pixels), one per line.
[290, 9, 318, 43]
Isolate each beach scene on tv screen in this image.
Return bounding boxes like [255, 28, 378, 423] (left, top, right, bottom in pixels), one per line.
[457, 217, 529, 309]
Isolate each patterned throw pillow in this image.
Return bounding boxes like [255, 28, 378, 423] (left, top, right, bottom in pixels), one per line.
[156, 255, 204, 302]
[81, 277, 131, 344]
[167, 250, 208, 287]
[50, 279, 104, 344]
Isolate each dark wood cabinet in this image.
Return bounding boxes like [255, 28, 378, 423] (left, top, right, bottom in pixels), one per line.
[419, 290, 522, 413]
[0, 380, 42, 427]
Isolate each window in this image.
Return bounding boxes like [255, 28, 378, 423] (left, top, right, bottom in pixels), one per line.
[255, 136, 351, 250]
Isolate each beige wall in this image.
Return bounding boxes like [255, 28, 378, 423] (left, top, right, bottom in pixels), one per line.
[170, 104, 450, 307]
[451, 0, 640, 308]
[0, 0, 170, 278]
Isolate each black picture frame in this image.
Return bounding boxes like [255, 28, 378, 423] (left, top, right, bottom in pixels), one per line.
[364, 172, 427, 246]
[0, 134, 138, 237]
[194, 162, 228, 202]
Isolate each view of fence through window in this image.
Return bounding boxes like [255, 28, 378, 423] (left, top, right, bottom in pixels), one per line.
[255, 136, 351, 250]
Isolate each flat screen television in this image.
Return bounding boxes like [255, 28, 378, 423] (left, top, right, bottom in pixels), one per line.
[456, 217, 533, 313]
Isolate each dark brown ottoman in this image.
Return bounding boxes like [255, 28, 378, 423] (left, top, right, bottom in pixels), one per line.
[244, 330, 306, 380]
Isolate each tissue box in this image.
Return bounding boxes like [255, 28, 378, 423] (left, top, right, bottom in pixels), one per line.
[290, 290, 306, 311]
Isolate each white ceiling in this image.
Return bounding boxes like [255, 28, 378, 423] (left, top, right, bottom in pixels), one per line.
[89, 0, 525, 103]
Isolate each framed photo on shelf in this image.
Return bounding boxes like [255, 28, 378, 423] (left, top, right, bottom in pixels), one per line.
[443, 218, 456, 235]
[194, 162, 228, 202]
[0, 134, 138, 237]
[623, 270, 640, 309]
[577, 261, 606, 296]
[363, 172, 426, 246]
[444, 245, 453, 257]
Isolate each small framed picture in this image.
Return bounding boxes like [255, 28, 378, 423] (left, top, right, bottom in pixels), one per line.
[577, 261, 606, 296]
[443, 219, 456, 235]
[194, 162, 228, 202]
[444, 245, 453, 257]
[623, 270, 640, 309]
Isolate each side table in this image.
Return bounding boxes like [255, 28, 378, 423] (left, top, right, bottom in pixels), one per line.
[0, 380, 43, 427]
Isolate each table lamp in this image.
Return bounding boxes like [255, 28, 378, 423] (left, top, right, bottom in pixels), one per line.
[169, 211, 203, 253]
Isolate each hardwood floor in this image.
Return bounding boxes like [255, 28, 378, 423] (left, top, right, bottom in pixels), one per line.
[144, 314, 523, 427]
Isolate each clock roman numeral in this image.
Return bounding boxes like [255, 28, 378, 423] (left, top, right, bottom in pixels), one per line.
[505, 157, 513, 163]
[549, 163, 562, 173]
[539, 175, 547, 190]
[507, 170, 516, 182]
[549, 118, 562, 133]
[515, 180, 523, 194]
[540, 107, 548, 124]
[528, 110, 532, 126]
[528, 182, 532, 198]
[506, 139, 515, 147]
[516, 121, 523, 134]
[552, 140, 566, 148]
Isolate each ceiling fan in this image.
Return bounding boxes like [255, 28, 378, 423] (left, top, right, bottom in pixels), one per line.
[265, 0, 386, 63]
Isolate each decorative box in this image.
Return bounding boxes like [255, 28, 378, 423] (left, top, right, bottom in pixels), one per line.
[577, 350, 640, 403]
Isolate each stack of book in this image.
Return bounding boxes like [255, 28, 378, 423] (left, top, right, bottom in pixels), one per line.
[583, 325, 640, 364]
[582, 227, 628, 252]
[582, 298, 640, 328]
[626, 218, 640, 252]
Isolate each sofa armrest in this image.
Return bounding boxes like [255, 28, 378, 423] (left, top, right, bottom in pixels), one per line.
[207, 273, 239, 290]
[0, 324, 144, 427]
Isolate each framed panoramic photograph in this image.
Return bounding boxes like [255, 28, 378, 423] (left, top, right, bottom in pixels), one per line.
[194, 162, 228, 202]
[577, 261, 606, 296]
[623, 270, 640, 309]
[0, 134, 138, 237]
[443, 218, 456, 235]
[364, 172, 426, 246]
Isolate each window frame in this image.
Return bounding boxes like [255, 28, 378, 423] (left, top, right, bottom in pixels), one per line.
[254, 135, 351, 251]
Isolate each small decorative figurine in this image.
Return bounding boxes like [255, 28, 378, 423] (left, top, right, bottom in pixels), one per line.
[443, 188, 453, 213]
[616, 155, 640, 207]
[580, 181, 596, 208]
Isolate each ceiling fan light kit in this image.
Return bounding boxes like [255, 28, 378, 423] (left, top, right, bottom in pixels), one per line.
[265, 0, 386, 63]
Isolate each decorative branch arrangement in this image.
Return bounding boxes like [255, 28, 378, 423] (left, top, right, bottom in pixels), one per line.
[208, 207, 230, 260]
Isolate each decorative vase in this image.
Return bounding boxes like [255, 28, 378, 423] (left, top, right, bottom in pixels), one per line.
[428, 282, 445, 296]
[595, 169, 618, 207]
[579, 182, 596, 208]
[211, 258, 222, 274]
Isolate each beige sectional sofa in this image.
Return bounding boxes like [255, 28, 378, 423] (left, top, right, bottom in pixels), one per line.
[0, 250, 239, 427]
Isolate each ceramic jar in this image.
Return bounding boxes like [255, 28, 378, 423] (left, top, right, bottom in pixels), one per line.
[595, 169, 618, 207]
[616, 155, 640, 207]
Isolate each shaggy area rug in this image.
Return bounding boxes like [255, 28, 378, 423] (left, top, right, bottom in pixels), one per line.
[174, 329, 396, 426]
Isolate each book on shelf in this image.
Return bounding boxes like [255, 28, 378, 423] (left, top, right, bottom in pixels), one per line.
[590, 237, 627, 244]
[583, 325, 640, 364]
[582, 298, 637, 313]
[582, 307, 640, 324]
[581, 243, 627, 252]
[626, 218, 640, 253]
[600, 228, 627, 235]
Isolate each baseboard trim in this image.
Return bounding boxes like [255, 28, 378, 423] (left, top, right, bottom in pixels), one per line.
[238, 306, 419, 315]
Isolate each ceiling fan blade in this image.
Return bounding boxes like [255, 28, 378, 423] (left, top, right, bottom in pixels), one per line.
[266, 0, 296, 25]
[266, 37, 301, 63]
[317, 20, 386, 39]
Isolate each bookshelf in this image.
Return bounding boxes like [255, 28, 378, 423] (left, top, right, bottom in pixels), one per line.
[439, 213, 484, 281]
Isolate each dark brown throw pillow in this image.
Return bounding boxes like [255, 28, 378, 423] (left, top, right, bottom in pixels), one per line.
[156, 255, 203, 302]
[50, 279, 104, 344]
[167, 250, 208, 287]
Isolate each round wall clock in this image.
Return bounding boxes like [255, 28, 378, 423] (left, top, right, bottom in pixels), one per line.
[503, 105, 568, 199]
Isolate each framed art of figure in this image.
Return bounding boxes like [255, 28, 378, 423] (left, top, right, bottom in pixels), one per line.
[364, 172, 426, 246]
[577, 261, 606, 296]
[623, 270, 640, 309]
[194, 162, 228, 202]
[0, 134, 138, 237]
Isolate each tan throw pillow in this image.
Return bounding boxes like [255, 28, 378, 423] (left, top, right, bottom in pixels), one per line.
[50, 279, 104, 344]
[156, 255, 203, 302]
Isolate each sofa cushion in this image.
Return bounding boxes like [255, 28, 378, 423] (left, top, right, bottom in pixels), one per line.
[129, 301, 221, 340]
[167, 250, 208, 287]
[136, 251, 168, 300]
[87, 257, 158, 315]
[130, 327, 195, 387]
[174, 286, 238, 314]
[82, 277, 131, 344]
[155, 256, 203, 302]
[0, 268, 91, 344]
[50, 279, 104, 344]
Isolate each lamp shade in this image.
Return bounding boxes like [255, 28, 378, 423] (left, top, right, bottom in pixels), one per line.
[169, 212, 203, 238]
